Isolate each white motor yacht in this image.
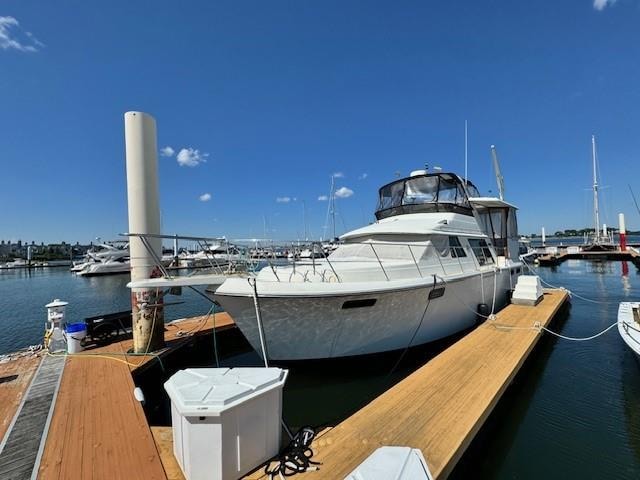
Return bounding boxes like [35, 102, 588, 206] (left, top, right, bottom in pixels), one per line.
[76, 243, 130, 276]
[215, 170, 523, 360]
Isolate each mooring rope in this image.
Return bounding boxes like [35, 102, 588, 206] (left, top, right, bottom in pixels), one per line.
[521, 257, 613, 305]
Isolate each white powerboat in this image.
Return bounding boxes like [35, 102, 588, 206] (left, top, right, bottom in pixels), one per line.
[618, 302, 640, 359]
[76, 243, 131, 276]
[215, 170, 523, 360]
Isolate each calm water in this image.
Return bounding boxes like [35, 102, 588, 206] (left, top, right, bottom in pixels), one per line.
[0, 267, 212, 355]
[2, 260, 640, 477]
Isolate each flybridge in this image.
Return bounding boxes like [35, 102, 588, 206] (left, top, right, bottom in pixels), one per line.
[375, 172, 481, 220]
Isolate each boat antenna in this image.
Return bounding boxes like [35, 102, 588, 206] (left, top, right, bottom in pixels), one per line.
[592, 135, 601, 243]
[464, 120, 468, 184]
[490, 145, 505, 200]
[629, 184, 640, 217]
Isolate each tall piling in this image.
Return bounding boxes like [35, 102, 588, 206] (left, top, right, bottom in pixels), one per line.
[124, 111, 165, 353]
[619, 213, 627, 251]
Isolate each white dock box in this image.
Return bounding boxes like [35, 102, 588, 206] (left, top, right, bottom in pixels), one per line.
[164, 367, 288, 480]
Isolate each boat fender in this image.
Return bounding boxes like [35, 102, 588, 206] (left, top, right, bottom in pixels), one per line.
[477, 303, 491, 324]
[133, 387, 145, 404]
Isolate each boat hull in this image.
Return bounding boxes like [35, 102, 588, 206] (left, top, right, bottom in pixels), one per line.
[215, 268, 516, 360]
[618, 302, 640, 360]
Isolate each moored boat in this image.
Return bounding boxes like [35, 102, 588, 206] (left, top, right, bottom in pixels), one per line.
[215, 169, 524, 360]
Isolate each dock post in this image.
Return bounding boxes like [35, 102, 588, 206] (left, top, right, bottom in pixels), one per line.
[619, 213, 627, 251]
[124, 111, 165, 353]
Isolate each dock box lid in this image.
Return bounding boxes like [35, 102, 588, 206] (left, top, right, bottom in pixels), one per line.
[164, 367, 287, 414]
[344, 447, 433, 480]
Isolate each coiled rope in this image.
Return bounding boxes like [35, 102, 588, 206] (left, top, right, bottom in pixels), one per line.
[264, 426, 320, 479]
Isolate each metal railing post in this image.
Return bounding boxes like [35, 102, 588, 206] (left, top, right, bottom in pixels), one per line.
[370, 243, 389, 281]
[407, 244, 423, 278]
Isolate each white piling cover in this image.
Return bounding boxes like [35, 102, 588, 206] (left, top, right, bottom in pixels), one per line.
[619, 213, 626, 234]
[124, 112, 162, 281]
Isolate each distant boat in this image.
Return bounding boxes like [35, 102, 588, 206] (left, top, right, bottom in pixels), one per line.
[75, 243, 131, 276]
[618, 302, 640, 360]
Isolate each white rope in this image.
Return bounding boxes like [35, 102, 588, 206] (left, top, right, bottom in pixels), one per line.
[248, 277, 269, 367]
[521, 257, 612, 305]
[540, 322, 617, 341]
[492, 318, 618, 342]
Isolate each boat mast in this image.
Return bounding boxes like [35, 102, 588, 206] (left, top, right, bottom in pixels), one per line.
[490, 145, 505, 200]
[592, 135, 601, 243]
[330, 175, 336, 239]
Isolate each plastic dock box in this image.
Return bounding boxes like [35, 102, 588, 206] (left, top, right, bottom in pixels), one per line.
[164, 367, 288, 480]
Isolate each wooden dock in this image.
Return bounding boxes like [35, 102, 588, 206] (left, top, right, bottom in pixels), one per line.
[0, 312, 235, 480]
[293, 289, 569, 479]
[537, 249, 640, 266]
[2, 290, 568, 480]
[152, 290, 569, 480]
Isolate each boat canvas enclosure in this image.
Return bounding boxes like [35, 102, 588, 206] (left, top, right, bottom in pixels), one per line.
[470, 197, 519, 262]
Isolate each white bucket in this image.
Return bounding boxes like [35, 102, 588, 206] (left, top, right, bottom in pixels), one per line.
[66, 323, 87, 354]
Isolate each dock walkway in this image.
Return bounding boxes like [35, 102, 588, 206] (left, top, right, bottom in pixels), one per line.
[0, 354, 65, 479]
[0, 312, 235, 480]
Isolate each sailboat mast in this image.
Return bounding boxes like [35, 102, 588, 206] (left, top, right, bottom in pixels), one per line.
[330, 176, 336, 239]
[592, 135, 601, 243]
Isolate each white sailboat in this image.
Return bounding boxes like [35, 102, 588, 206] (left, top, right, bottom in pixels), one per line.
[215, 167, 523, 361]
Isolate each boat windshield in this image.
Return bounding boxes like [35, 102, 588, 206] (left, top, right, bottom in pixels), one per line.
[376, 173, 473, 220]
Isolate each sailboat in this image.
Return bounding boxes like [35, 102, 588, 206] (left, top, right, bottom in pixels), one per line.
[583, 135, 616, 251]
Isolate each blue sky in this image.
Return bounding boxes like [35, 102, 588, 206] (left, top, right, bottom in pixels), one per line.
[1, 0, 640, 244]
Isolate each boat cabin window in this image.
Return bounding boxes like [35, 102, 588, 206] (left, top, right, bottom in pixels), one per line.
[404, 177, 438, 204]
[449, 236, 467, 258]
[376, 173, 473, 220]
[468, 239, 494, 266]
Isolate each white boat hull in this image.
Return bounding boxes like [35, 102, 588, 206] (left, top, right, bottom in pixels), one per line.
[215, 268, 516, 360]
[618, 302, 640, 359]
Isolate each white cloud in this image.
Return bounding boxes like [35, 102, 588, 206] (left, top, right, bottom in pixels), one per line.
[318, 195, 328, 201]
[0, 17, 43, 52]
[199, 193, 211, 202]
[332, 172, 344, 178]
[276, 196, 291, 203]
[358, 173, 368, 180]
[334, 186, 354, 198]
[176, 148, 209, 167]
[160, 146, 175, 157]
[593, 0, 617, 10]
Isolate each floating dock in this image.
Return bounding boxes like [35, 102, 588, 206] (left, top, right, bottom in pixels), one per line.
[537, 249, 640, 266]
[0, 313, 235, 480]
[1, 291, 568, 479]
[269, 288, 569, 479]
